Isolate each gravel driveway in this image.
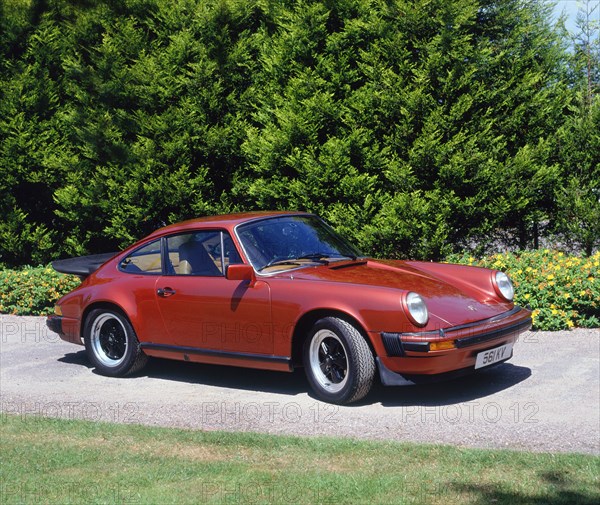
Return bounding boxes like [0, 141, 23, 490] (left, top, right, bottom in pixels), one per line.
[1, 315, 598, 454]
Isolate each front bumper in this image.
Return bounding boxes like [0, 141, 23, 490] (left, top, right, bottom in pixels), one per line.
[376, 306, 532, 382]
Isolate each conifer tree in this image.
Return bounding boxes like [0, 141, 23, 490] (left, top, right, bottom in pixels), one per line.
[0, 0, 594, 265]
[554, 0, 600, 255]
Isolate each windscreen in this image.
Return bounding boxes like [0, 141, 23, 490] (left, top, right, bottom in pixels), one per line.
[236, 215, 363, 271]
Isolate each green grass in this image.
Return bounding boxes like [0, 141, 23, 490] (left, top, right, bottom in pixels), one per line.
[0, 415, 598, 504]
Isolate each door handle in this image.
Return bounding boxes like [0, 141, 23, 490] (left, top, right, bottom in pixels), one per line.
[157, 287, 176, 297]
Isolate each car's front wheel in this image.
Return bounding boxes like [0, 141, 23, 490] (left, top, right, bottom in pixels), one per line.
[303, 317, 375, 404]
[83, 308, 148, 377]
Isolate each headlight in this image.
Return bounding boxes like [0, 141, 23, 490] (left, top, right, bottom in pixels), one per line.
[494, 271, 514, 301]
[403, 292, 429, 327]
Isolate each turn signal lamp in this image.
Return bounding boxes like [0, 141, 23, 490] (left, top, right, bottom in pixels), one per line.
[429, 340, 456, 351]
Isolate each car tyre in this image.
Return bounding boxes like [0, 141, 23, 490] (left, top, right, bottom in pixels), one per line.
[303, 317, 375, 404]
[84, 308, 148, 377]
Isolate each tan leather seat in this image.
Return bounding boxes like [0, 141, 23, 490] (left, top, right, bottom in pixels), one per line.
[178, 241, 221, 276]
[179, 259, 193, 275]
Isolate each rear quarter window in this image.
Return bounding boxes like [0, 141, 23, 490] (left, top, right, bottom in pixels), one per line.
[119, 240, 162, 274]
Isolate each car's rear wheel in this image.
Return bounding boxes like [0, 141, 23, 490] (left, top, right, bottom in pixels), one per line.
[303, 317, 375, 404]
[84, 308, 148, 377]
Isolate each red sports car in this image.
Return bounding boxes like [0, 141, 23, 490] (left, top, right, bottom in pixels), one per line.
[47, 212, 532, 404]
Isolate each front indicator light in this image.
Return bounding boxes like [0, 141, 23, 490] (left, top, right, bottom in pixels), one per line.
[54, 305, 63, 316]
[429, 340, 456, 351]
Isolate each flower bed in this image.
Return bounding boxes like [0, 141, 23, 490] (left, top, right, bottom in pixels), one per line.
[0, 266, 80, 316]
[448, 250, 599, 330]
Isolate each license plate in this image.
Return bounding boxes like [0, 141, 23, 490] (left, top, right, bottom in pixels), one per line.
[475, 343, 513, 369]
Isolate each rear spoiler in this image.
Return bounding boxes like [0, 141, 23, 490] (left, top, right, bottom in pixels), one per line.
[51, 252, 119, 279]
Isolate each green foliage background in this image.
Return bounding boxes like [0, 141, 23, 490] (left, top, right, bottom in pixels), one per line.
[1, 0, 599, 266]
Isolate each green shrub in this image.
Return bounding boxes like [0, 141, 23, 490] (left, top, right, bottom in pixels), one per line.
[447, 250, 600, 331]
[0, 265, 80, 316]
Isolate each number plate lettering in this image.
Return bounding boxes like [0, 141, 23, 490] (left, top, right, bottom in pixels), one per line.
[475, 343, 513, 369]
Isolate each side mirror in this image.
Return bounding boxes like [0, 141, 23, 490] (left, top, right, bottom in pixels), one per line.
[226, 263, 255, 282]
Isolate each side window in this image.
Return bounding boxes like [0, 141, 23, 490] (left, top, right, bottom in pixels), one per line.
[119, 240, 162, 274]
[167, 231, 241, 276]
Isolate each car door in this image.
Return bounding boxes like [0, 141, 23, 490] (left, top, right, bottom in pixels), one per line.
[155, 229, 273, 354]
[117, 238, 170, 344]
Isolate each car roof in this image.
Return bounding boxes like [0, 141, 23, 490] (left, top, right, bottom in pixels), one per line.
[145, 211, 311, 238]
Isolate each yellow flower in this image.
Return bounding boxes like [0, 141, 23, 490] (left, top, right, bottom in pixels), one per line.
[552, 309, 558, 315]
[567, 320, 574, 328]
[547, 274, 554, 280]
[564, 293, 570, 299]
[580, 290, 586, 297]
[524, 293, 531, 299]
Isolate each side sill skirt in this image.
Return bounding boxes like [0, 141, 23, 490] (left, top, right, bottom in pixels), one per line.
[139, 342, 292, 368]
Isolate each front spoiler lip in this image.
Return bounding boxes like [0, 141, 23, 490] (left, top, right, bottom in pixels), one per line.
[376, 356, 512, 386]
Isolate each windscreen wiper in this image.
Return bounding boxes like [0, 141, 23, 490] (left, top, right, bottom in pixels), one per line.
[298, 253, 359, 262]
